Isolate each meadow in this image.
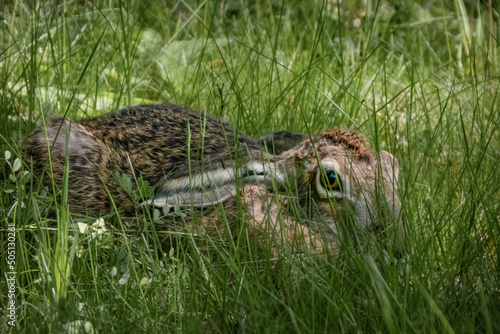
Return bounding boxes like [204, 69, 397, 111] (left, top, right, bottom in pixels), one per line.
[0, 0, 499, 332]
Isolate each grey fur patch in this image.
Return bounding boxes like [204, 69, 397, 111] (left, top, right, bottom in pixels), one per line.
[145, 184, 237, 208]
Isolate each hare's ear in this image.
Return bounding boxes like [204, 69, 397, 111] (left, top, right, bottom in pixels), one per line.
[258, 131, 306, 153]
[143, 184, 238, 208]
[379, 150, 399, 184]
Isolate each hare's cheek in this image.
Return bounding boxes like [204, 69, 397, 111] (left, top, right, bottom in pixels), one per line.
[311, 201, 340, 225]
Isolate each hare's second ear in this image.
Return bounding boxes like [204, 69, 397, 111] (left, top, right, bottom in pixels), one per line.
[31, 118, 97, 155]
[258, 131, 306, 153]
[142, 184, 238, 209]
[379, 150, 399, 184]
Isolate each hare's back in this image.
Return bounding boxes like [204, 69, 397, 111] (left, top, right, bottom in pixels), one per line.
[82, 104, 256, 149]
[78, 104, 260, 182]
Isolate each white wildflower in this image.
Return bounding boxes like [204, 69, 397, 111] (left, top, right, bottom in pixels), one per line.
[63, 320, 95, 334]
[77, 223, 89, 234]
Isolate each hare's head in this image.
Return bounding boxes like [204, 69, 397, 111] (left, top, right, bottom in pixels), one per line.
[269, 129, 402, 248]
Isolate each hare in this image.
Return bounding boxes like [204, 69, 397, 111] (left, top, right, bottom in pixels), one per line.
[26, 103, 403, 254]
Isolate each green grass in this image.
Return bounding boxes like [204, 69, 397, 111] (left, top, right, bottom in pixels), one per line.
[1, 0, 499, 332]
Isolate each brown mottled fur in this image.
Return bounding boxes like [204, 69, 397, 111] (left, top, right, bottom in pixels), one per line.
[318, 130, 373, 163]
[26, 103, 403, 254]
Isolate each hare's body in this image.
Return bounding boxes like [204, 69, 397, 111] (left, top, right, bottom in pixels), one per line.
[27, 104, 263, 214]
[26, 103, 403, 253]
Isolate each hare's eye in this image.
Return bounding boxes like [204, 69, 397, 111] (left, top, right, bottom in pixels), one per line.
[321, 169, 340, 190]
[315, 165, 342, 198]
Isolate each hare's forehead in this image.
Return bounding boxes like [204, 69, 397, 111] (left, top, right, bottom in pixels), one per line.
[304, 144, 350, 163]
[314, 143, 350, 157]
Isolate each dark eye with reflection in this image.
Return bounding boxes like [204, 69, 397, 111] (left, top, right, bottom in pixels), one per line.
[321, 169, 340, 190]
